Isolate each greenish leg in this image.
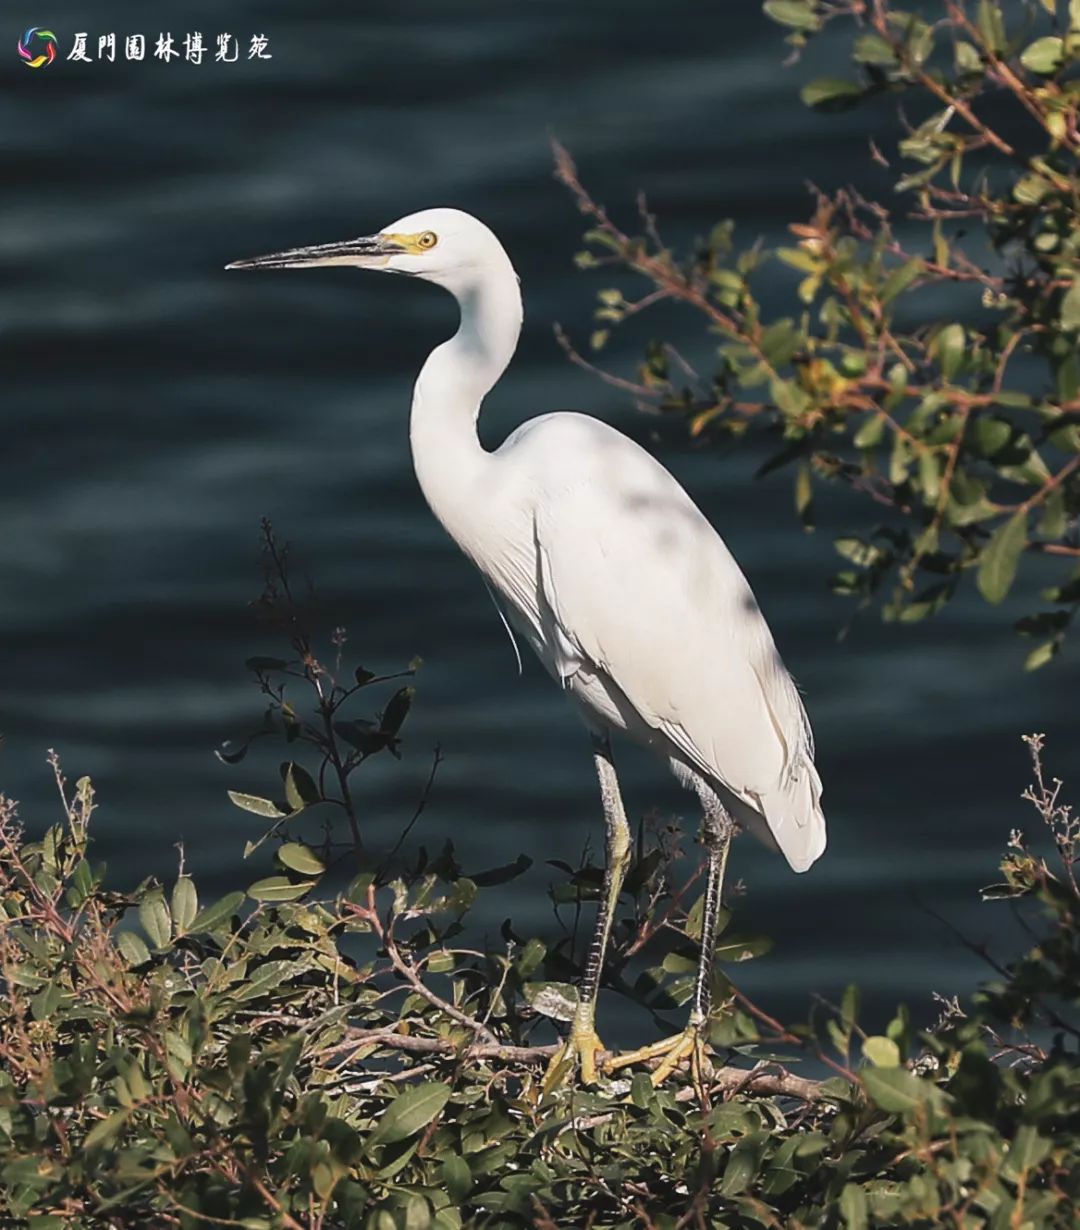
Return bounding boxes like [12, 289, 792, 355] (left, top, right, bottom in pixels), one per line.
[608, 790, 734, 1085]
[689, 802, 733, 1026]
[542, 732, 630, 1089]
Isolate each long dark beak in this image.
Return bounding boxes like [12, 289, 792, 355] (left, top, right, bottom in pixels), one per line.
[225, 233, 404, 271]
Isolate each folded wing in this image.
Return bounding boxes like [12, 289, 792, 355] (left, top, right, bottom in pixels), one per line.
[511, 417, 825, 872]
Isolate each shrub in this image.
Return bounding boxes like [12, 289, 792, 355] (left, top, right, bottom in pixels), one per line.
[557, 0, 1080, 668]
[1, 529, 1077, 1226]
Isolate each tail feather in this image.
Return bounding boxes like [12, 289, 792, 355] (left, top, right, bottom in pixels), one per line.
[756, 756, 826, 873]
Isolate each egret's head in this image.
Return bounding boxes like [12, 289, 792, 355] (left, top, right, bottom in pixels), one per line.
[226, 208, 511, 296]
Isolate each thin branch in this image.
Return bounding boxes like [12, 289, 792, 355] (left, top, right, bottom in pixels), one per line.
[332, 1028, 830, 1101]
[377, 745, 444, 880]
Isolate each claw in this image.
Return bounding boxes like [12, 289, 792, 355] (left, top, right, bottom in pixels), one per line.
[540, 1024, 607, 1095]
[605, 1020, 710, 1086]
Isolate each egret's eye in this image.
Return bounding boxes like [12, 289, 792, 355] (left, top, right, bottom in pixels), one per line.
[416, 231, 438, 250]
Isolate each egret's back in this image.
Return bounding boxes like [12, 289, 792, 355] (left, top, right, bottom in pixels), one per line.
[484, 412, 826, 872]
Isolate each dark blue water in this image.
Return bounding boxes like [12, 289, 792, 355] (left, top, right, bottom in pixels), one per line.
[3, 1, 1077, 1028]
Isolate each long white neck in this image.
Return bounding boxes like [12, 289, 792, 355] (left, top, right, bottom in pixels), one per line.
[409, 253, 523, 547]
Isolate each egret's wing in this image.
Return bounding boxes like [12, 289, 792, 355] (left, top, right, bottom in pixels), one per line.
[514, 421, 824, 871]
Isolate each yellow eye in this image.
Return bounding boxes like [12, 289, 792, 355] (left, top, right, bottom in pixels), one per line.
[417, 231, 438, 250]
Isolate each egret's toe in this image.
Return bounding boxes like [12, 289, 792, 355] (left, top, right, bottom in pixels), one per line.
[540, 1026, 607, 1094]
[605, 1022, 711, 1086]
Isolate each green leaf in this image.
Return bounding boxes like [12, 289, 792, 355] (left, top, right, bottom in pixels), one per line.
[853, 415, 885, 449]
[1003, 1125, 1053, 1180]
[282, 762, 320, 811]
[366, 1082, 452, 1151]
[977, 512, 1028, 604]
[171, 875, 198, 933]
[188, 890, 245, 934]
[227, 791, 287, 819]
[862, 1066, 941, 1114]
[31, 980, 64, 1021]
[440, 1154, 473, 1203]
[468, 853, 532, 887]
[630, 1072, 655, 1109]
[721, 1138, 763, 1195]
[800, 78, 863, 111]
[1020, 36, 1065, 74]
[84, 1110, 130, 1150]
[1014, 173, 1053, 206]
[523, 981, 579, 1022]
[247, 876, 316, 903]
[276, 843, 326, 876]
[1024, 640, 1059, 670]
[762, 0, 821, 32]
[235, 960, 301, 1002]
[1048, 421, 1080, 454]
[1061, 279, 1080, 333]
[426, 949, 455, 974]
[138, 888, 172, 949]
[776, 246, 820, 274]
[897, 582, 953, 623]
[841, 982, 859, 1029]
[863, 1035, 901, 1068]
[117, 931, 151, 967]
[934, 323, 965, 380]
[517, 936, 546, 977]
[880, 258, 921, 305]
[380, 686, 414, 737]
[853, 33, 896, 65]
[955, 40, 982, 74]
[918, 451, 941, 503]
[971, 416, 1011, 458]
[1039, 488, 1067, 540]
[712, 933, 773, 962]
[402, 1196, 432, 1230]
[334, 719, 384, 755]
[889, 12, 934, 64]
[976, 0, 1006, 54]
[840, 1182, 869, 1230]
[771, 377, 811, 417]
[795, 462, 814, 530]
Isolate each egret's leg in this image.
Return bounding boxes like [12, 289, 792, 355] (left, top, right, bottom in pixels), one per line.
[691, 795, 733, 1024]
[543, 732, 631, 1090]
[608, 792, 734, 1085]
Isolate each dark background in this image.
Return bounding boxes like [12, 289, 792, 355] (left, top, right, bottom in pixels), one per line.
[3, 2, 1076, 1033]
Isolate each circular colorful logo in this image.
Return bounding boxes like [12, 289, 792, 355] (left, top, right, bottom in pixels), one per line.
[18, 26, 58, 68]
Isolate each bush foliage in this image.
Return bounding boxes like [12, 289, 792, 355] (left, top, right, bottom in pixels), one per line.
[1, 527, 1078, 1227]
[559, 0, 1080, 667]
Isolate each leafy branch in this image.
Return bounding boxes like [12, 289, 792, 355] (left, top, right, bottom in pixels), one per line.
[216, 520, 420, 873]
[556, 0, 1080, 668]
[2, 728, 1078, 1227]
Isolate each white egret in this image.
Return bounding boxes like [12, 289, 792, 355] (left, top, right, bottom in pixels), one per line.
[227, 209, 826, 1086]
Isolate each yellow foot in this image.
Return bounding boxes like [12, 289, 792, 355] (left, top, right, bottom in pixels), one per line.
[540, 1026, 607, 1095]
[605, 1022, 710, 1085]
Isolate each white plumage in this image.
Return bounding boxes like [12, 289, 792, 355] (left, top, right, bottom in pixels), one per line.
[228, 206, 826, 1085]
[489, 411, 825, 873]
